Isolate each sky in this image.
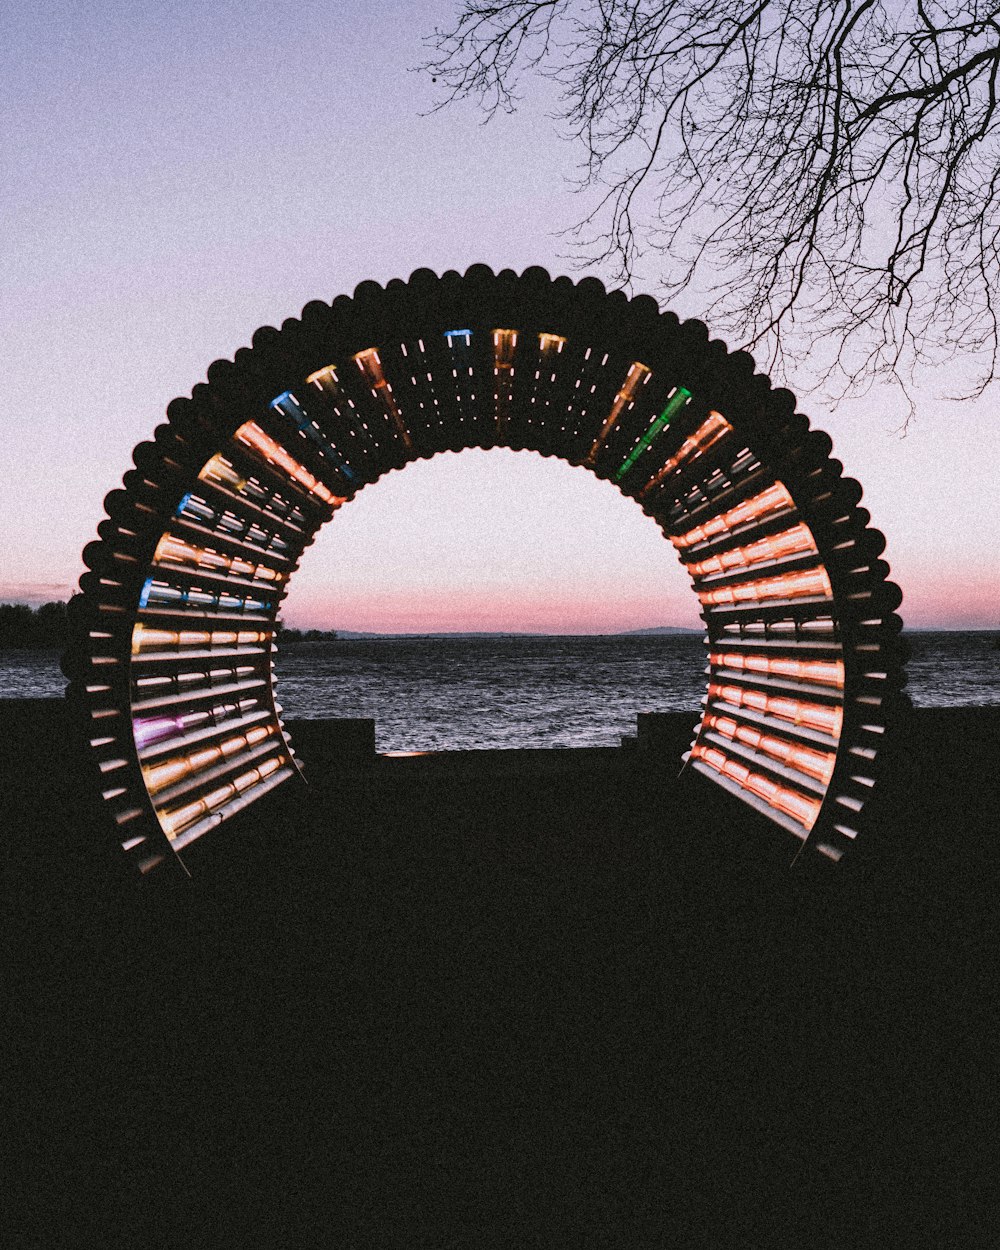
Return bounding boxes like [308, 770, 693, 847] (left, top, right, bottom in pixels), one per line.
[2, 0, 997, 632]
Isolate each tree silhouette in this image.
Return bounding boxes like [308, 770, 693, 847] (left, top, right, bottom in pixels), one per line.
[0, 602, 68, 649]
[426, 1, 1000, 409]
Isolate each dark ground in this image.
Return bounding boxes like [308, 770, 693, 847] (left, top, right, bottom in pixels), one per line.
[2, 701, 997, 1247]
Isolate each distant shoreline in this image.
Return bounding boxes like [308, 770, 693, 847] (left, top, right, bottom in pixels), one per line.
[0, 625, 997, 652]
[279, 625, 997, 640]
[294, 627, 703, 641]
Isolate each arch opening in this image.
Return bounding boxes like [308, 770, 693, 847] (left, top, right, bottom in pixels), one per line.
[64, 266, 906, 876]
[274, 445, 703, 750]
[280, 445, 700, 640]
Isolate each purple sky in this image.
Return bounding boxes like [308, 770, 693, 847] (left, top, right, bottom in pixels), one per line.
[2, 0, 997, 631]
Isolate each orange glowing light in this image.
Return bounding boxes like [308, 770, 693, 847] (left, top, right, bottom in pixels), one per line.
[152, 535, 286, 584]
[353, 347, 388, 389]
[702, 712, 836, 783]
[709, 651, 845, 688]
[585, 361, 651, 464]
[691, 742, 822, 829]
[686, 523, 816, 578]
[493, 329, 519, 434]
[233, 422, 344, 507]
[200, 454, 250, 495]
[708, 681, 843, 738]
[672, 482, 797, 549]
[493, 329, 518, 369]
[538, 333, 566, 355]
[639, 411, 732, 496]
[353, 348, 413, 449]
[131, 626, 271, 654]
[142, 725, 276, 795]
[697, 566, 832, 607]
[160, 754, 285, 838]
[306, 365, 340, 396]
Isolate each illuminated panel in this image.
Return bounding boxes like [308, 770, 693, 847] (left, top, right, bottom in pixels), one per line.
[122, 425, 320, 860]
[709, 652, 844, 689]
[522, 332, 568, 434]
[304, 364, 381, 466]
[442, 329, 478, 428]
[493, 328, 518, 434]
[233, 422, 347, 507]
[585, 361, 651, 465]
[270, 390, 356, 484]
[702, 712, 836, 785]
[193, 456, 310, 535]
[132, 699, 272, 753]
[200, 455, 282, 511]
[708, 682, 844, 739]
[137, 577, 272, 615]
[159, 756, 289, 847]
[690, 742, 822, 832]
[353, 348, 413, 450]
[672, 483, 796, 549]
[685, 523, 816, 578]
[132, 626, 272, 656]
[640, 412, 733, 497]
[676, 488, 842, 831]
[615, 387, 692, 481]
[696, 566, 833, 608]
[306, 365, 341, 397]
[150, 535, 286, 587]
[494, 328, 517, 368]
[133, 712, 217, 752]
[129, 621, 292, 844]
[174, 489, 295, 558]
[143, 724, 278, 795]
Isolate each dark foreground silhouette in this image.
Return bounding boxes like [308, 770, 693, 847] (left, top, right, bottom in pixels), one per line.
[3, 702, 996, 1245]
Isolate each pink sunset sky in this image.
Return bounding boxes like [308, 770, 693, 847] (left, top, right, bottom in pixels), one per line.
[1, 0, 997, 633]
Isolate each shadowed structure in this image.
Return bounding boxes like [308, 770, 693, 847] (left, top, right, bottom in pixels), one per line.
[62, 265, 906, 876]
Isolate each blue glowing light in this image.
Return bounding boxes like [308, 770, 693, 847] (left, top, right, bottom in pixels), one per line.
[270, 391, 303, 420]
[268, 391, 356, 484]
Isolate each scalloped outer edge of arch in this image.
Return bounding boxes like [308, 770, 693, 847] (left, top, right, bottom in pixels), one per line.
[62, 265, 907, 878]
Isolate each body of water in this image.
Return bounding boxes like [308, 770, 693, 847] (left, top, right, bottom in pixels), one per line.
[275, 635, 707, 751]
[3, 632, 997, 752]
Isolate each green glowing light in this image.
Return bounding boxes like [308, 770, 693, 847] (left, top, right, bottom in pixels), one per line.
[615, 387, 692, 481]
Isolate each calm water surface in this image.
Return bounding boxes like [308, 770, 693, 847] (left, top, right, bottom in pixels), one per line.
[275, 635, 707, 750]
[2, 632, 997, 752]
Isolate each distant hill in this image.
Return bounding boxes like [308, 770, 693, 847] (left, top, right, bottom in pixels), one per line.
[330, 631, 542, 640]
[276, 627, 996, 642]
[283, 627, 701, 640]
[619, 626, 700, 636]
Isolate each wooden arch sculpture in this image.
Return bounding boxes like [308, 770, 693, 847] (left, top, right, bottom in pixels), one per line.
[63, 266, 906, 876]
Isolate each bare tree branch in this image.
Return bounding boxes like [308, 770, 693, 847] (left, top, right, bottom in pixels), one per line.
[423, 1, 1000, 411]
